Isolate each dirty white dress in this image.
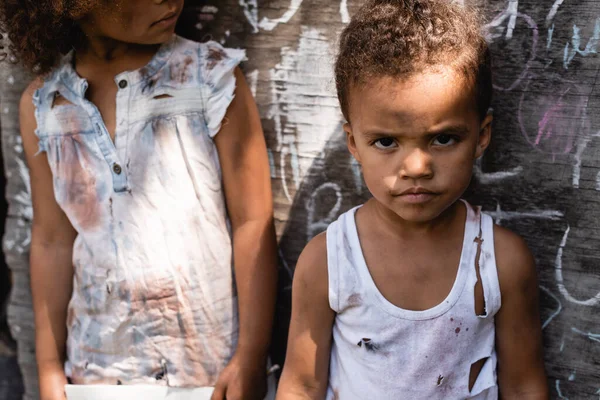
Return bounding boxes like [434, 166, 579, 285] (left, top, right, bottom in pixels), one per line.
[325, 201, 501, 399]
[33, 35, 273, 395]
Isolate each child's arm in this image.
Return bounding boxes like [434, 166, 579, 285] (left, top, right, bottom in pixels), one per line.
[20, 80, 77, 400]
[211, 68, 278, 400]
[277, 233, 335, 400]
[494, 226, 549, 399]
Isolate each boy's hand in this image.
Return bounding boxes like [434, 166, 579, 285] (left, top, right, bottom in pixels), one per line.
[210, 352, 267, 400]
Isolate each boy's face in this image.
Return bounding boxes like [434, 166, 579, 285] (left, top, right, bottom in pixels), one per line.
[345, 68, 492, 224]
[82, 0, 184, 45]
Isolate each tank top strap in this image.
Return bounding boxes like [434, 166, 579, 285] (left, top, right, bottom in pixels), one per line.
[473, 206, 502, 318]
[326, 206, 365, 313]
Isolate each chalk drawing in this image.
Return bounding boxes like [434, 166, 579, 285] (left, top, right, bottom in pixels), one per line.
[556, 380, 569, 399]
[267, 149, 276, 178]
[340, 0, 350, 23]
[572, 129, 599, 189]
[259, 0, 304, 31]
[350, 157, 363, 193]
[488, 202, 563, 225]
[247, 69, 259, 98]
[306, 182, 342, 241]
[518, 79, 589, 156]
[486, 0, 520, 40]
[546, 0, 566, 27]
[239, 0, 259, 33]
[555, 226, 600, 306]
[563, 18, 600, 69]
[267, 27, 342, 202]
[547, 24, 555, 50]
[571, 327, 600, 343]
[473, 159, 523, 184]
[540, 285, 562, 330]
[487, 12, 538, 91]
[596, 171, 600, 191]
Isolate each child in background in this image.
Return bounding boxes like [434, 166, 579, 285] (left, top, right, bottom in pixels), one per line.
[1, 0, 277, 399]
[277, 0, 548, 398]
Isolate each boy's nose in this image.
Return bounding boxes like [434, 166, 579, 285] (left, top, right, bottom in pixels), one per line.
[400, 148, 433, 180]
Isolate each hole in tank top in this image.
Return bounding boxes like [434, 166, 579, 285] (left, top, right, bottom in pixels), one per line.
[469, 357, 490, 392]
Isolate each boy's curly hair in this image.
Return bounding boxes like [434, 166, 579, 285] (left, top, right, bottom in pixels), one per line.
[335, 0, 492, 122]
[0, 0, 97, 74]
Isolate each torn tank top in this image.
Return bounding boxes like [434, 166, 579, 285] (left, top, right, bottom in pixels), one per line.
[326, 200, 501, 399]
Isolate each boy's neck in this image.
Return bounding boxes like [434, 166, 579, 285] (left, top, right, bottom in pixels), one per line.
[368, 199, 464, 239]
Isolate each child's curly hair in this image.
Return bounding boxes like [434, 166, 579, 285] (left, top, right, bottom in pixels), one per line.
[335, 0, 492, 122]
[0, 0, 97, 74]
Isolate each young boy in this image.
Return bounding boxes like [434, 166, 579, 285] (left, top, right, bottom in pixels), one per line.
[276, 0, 548, 398]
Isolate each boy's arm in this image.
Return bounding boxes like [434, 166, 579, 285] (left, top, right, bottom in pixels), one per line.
[277, 233, 335, 400]
[212, 68, 278, 400]
[494, 226, 549, 399]
[21, 80, 77, 400]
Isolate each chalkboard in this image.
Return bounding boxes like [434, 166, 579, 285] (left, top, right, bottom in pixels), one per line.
[1, 0, 600, 398]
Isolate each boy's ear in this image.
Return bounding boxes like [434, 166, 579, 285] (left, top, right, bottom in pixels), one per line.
[475, 113, 493, 159]
[344, 122, 361, 163]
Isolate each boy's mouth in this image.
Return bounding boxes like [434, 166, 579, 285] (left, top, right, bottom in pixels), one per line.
[394, 187, 439, 204]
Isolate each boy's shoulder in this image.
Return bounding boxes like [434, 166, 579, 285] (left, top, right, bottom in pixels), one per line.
[294, 231, 329, 291]
[492, 222, 537, 297]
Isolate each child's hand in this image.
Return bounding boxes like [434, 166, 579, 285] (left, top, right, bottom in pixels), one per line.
[210, 352, 267, 400]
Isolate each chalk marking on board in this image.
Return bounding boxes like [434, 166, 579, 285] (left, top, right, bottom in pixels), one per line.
[572, 135, 591, 188]
[571, 327, 600, 343]
[556, 380, 569, 399]
[247, 69, 259, 98]
[563, 18, 600, 69]
[596, 171, 600, 191]
[14, 157, 32, 221]
[568, 371, 576, 381]
[560, 336, 565, 352]
[267, 27, 342, 202]
[539, 285, 562, 330]
[306, 182, 343, 241]
[547, 24, 555, 50]
[489, 203, 563, 225]
[340, 0, 350, 23]
[259, 0, 303, 31]
[487, 12, 538, 91]
[280, 148, 292, 202]
[239, 0, 259, 33]
[546, 0, 565, 27]
[473, 160, 522, 184]
[486, 0, 519, 40]
[267, 149, 276, 178]
[555, 226, 600, 306]
[200, 5, 218, 14]
[288, 138, 301, 190]
[351, 157, 363, 192]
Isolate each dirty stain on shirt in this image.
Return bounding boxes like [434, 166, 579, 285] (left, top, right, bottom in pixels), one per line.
[32, 35, 245, 387]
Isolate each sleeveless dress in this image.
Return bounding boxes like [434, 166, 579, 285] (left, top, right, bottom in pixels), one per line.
[325, 201, 501, 399]
[33, 35, 245, 387]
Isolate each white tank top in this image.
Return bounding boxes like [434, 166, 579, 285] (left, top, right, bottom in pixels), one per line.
[325, 201, 501, 399]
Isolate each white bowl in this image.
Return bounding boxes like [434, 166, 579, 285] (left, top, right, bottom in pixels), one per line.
[64, 384, 214, 400]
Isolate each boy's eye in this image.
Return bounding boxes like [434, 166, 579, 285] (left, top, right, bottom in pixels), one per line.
[374, 137, 397, 149]
[433, 134, 457, 146]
